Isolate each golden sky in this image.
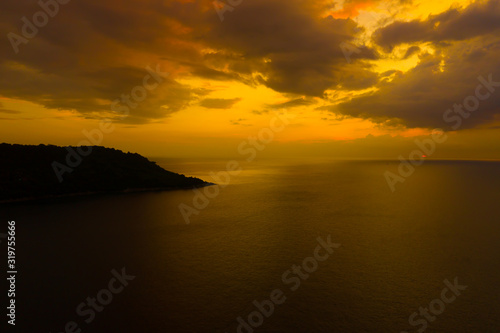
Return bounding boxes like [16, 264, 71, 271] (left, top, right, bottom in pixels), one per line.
[1, 0, 500, 158]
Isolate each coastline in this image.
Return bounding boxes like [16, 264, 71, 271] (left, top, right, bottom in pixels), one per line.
[0, 182, 215, 205]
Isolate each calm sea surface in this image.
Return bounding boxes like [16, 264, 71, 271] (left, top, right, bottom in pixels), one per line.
[3, 159, 500, 332]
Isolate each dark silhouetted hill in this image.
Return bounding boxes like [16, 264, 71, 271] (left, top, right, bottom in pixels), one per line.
[0, 143, 212, 202]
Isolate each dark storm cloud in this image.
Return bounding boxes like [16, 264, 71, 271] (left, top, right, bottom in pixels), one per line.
[0, 0, 208, 123]
[0, 60, 199, 124]
[373, 0, 500, 50]
[6, 0, 499, 132]
[403, 46, 421, 59]
[336, 39, 500, 130]
[0, 0, 379, 122]
[205, 0, 379, 96]
[329, 0, 500, 130]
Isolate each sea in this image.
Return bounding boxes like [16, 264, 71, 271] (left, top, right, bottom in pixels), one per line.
[2, 159, 500, 332]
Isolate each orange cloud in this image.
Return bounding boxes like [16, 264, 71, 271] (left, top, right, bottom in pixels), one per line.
[329, 0, 377, 19]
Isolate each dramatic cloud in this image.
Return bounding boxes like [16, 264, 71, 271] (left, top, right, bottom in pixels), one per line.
[205, 0, 380, 96]
[0, 0, 212, 123]
[1, 0, 499, 133]
[323, 0, 500, 130]
[336, 39, 500, 129]
[373, 0, 500, 50]
[0, 0, 379, 124]
[403, 46, 421, 59]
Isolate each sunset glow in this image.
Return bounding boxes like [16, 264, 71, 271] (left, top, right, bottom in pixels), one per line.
[1, 0, 500, 159]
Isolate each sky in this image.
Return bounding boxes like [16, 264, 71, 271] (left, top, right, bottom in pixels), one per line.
[1, 0, 500, 159]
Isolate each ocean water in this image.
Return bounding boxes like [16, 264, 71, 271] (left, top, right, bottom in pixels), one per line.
[2, 159, 500, 332]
